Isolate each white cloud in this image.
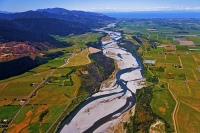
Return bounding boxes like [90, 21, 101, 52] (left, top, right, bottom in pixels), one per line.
[194, 7, 200, 10]
[90, 6, 200, 12]
[90, 7, 133, 12]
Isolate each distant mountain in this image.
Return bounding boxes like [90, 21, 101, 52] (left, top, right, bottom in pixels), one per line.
[12, 18, 90, 36]
[0, 8, 115, 43]
[36, 8, 114, 21]
[36, 8, 71, 15]
[0, 8, 115, 26]
[0, 10, 13, 14]
[0, 19, 57, 43]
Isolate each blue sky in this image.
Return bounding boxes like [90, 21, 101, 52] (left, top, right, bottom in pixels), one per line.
[0, 0, 200, 12]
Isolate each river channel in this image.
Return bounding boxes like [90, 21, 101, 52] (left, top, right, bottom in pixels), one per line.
[59, 23, 144, 133]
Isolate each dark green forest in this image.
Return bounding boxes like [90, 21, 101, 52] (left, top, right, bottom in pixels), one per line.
[78, 52, 115, 95]
[0, 56, 47, 80]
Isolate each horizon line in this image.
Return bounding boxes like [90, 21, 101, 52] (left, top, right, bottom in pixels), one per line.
[1, 7, 200, 13]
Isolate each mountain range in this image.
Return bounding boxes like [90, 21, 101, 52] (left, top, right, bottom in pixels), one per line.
[0, 8, 115, 43]
[0, 8, 115, 62]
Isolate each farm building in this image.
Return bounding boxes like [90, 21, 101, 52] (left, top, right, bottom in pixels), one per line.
[3, 119, 8, 123]
[144, 60, 156, 65]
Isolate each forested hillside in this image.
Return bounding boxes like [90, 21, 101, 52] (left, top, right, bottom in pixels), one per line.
[0, 56, 47, 80]
[0, 8, 115, 47]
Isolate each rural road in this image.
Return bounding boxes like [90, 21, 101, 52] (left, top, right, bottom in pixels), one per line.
[46, 94, 88, 133]
[6, 69, 55, 130]
[165, 82, 178, 133]
[60, 34, 83, 68]
[178, 56, 183, 68]
[60, 34, 91, 68]
[148, 68, 179, 133]
[150, 120, 165, 133]
[46, 100, 73, 133]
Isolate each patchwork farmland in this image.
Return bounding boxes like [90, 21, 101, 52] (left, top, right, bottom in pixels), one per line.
[115, 18, 200, 132]
[0, 32, 104, 132]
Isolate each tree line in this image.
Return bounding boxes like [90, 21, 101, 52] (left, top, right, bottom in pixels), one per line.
[0, 51, 66, 80]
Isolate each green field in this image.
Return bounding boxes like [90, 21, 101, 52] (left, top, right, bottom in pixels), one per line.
[64, 49, 91, 67]
[48, 46, 75, 53]
[31, 53, 71, 73]
[143, 43, 200, 132]
[151, 85, 176, 128]
[118, 19, 200, 132]
[0, 70, 52, 104]
[54, 32, 103, 50]
[185, 36, 200, 44]
[0, 106, 21, 121]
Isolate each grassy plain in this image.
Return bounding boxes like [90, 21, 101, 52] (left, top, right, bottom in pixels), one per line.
[54, 32, 103, 51]
[48, 46, 75, 53]
[185, 36, 200, 44]
[64, 48, 91, 67]
[32, 54, 71, 73]
[151, 86, 176, 128]
[0, 106, 21, 120]
[0, 70, 52, 105]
